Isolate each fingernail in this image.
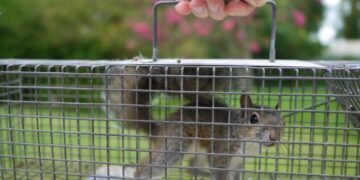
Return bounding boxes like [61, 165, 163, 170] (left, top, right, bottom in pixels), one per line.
[209, 4, 219, 13]
[194, 7, 205, 14]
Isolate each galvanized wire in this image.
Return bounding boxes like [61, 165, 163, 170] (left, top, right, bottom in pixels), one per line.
[0, 59, 359, 180]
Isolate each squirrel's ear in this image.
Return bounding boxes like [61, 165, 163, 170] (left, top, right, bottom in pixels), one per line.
[241, 94, 253, 108]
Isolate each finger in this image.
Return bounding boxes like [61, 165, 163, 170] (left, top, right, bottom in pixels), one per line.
[225, 0, 255, 16]
[175, 0, 192, 15]
[244, 0, 267, 8]
[205, 0, 226, 20]
[190, 0, 209, 18]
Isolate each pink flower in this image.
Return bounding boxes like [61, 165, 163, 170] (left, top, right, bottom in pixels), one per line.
[292, 10, 307, 28]
[166, 9, 184, 25]
[222, 18, 237, 32]
[192, 19, 213, 37]
[131, 22, 152, 41]
[250, 41, 261, 54]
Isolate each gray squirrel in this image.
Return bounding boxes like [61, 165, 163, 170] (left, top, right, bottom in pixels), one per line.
[96, 65, 283, 179]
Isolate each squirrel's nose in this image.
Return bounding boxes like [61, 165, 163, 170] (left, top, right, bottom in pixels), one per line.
[269, 131, 277, 141]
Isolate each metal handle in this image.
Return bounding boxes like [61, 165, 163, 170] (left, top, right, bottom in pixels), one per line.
[152, 0, 277, 62]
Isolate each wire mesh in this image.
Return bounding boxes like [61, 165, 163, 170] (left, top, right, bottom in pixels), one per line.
[323, 62, 360, 128]
[0, 59, 359, 180]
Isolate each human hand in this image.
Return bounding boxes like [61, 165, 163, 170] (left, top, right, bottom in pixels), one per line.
[175, 0, 267, 20]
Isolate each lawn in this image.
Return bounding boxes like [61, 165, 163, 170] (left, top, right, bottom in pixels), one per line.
[0, 89, 359, 179]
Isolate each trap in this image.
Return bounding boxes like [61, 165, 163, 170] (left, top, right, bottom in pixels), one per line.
[1, 0, 360, 179]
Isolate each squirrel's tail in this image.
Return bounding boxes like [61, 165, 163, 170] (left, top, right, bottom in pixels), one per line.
[104, 66, 155, 134]
[103, 65, 237, 134]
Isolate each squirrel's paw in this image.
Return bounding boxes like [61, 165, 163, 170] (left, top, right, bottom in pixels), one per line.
[86, 165, 135, 180]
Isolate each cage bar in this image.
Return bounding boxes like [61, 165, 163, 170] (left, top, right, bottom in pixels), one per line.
[0, 59, 359, 180]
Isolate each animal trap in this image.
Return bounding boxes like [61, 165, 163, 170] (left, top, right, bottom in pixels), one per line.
[0, 0, 360, 179]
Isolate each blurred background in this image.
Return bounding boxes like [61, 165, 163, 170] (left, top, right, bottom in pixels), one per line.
[0, 0, 359, 60]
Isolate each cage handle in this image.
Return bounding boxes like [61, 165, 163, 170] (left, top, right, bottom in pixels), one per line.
[152, 0, 277, 62]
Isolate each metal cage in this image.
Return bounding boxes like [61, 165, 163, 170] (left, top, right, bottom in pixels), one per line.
[0, 59, 359, 180]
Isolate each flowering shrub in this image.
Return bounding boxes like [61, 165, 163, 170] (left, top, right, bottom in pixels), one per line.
[126, 0, 325, 60]
[0, 0, 324, 60]
[292, 10, 307, 28]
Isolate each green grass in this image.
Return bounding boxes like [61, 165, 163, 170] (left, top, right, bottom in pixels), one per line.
[1, 93, 359, 179]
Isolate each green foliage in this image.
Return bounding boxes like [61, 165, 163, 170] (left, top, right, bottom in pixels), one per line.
[0, 0, 139, 59]
[253, 0, 325, 59]
[0, 0, 325, 60]
[340, 0, 360, 39]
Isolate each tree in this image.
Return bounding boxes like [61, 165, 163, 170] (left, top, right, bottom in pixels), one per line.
[0, 0, 325, 60]
[341, 0, 360, 39]
[127, 0, 325, 60]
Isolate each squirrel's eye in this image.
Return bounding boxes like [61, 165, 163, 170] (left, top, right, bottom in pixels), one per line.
[250, 114, 259, 124]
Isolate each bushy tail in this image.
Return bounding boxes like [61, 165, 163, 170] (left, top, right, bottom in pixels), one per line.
[103, 64, 238, 134]
[104, 66, 153, 134]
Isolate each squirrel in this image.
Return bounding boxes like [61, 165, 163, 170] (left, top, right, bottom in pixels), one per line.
[96, 63, 282, 179]
[95, 87, 284, 179]
[105, 64, 248, 134]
